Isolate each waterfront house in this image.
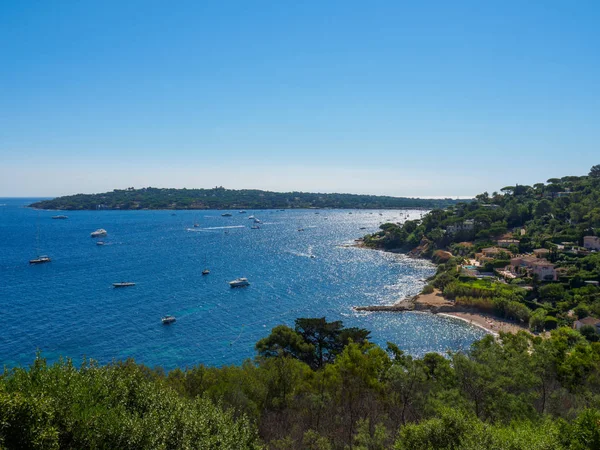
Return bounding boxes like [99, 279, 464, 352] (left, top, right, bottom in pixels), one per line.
[574, 317, 600, 332]
[583, 236, 600, 251]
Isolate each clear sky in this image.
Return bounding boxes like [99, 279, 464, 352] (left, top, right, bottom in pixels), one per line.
[1, 1, 598, 197]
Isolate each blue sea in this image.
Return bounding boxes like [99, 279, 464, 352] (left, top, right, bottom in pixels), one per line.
[0, 198, 486, 369]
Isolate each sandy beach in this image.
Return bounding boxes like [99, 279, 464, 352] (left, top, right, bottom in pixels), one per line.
[413, 290, 530, 335]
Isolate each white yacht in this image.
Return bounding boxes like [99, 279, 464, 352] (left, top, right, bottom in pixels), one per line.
[202, 269, 210, 275]
[91, 229, 107, 238]
[113, 282, 135, 288]
[229, 277, 250, 288]
[29, 255, 51, 264]
[161, 315, 176, 325]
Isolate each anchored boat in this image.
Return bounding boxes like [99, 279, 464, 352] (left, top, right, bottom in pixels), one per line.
[91, 229, 107, 237]
[113, 282, 135, 288]
[229, 278, 250, 288]
[29, 256, 51, 264]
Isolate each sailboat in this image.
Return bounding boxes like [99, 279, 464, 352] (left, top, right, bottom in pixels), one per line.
[30, 215, 51, 264]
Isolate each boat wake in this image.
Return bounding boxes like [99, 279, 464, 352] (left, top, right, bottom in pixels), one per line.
[287, 246, 316, 259]
[188, 225, 246, 232]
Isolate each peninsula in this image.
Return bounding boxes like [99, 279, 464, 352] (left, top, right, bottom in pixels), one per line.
[29, 187, 462, 211]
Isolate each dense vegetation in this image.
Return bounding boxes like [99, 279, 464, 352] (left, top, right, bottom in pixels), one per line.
[29, 187, 461, 211]
[3, 318, 600, 449]
[364, 166, 600, 330]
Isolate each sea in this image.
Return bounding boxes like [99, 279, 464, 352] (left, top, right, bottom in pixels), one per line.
[0, 198, 486, 370]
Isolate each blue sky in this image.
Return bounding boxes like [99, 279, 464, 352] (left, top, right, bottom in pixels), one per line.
[1, 0, 598, 197]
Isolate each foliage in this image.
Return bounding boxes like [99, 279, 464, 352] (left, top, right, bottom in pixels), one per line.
[4, 320, 600, 449]
[363, 165, 600, 328]
[29, 187, 462, 211]
[0, 357, 261, 449]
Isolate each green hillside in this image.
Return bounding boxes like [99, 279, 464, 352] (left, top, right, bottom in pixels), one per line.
[29, 187, 462, 210]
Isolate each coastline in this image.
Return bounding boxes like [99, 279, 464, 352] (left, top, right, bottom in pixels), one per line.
[353, 238, 531, 335]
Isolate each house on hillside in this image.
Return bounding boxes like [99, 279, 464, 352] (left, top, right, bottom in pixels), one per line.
[475, 247, 512, 264]
[574, 317, 600, 332]
[531, 260, 557, 281]
[446, 219, 475, 234]
[533, 248, 551, 258]
[584, 236, 600, 251]
[497, 239, 520, 248]
[510, 255, 557, 281]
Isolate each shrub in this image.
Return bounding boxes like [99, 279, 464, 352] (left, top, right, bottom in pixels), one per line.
[544, 316, 558, 330]
[422, 284, 434, 294]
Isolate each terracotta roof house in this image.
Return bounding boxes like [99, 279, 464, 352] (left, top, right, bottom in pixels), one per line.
[533, 248, 551, 258]
[531, 260, 557, 281]
[498, 239, 520, 248]
[574, 317, 600, 331]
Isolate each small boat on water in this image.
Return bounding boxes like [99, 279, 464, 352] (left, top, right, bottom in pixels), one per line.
[253, 218, 261, 223]
[239, 210, 246, 214]
[29, 255, 51, 264]
[359, 227, 366, 230]
[202, 269, 210, 275]
[248, 215, 255, 220]
[113, 282, 135, 288]
[91, 229, 107, 238]
[229, 277, 250, 288]
[221, 213, 232, 217]
[298, 228, 304, 232]
[193, 223, 200, 228]
[52, 215, 68, 219]
[162, 316, 176, 325]
[96, 241, 105, 246]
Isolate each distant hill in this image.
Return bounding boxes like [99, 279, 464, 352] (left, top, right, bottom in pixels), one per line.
[28, 187, 465, 210]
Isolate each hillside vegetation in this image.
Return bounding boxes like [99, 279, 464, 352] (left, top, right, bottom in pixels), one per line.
[29, 187, 461, 210]
[2, 318, 600, 449]
[364, 165, 600, 331]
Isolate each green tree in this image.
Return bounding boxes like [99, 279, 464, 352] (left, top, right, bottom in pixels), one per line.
[589, 164, 600, 178]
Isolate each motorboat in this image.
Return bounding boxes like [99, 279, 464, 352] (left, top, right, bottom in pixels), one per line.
[298, 228, 304, 232]
[29, 255, 51, 264]
[193, 223, 200, 228]
[239, 210, 246, 214]
[161, 316, 176, 325]
[248, 215, 255, 220]
[113, 282, 135, 288]
[91, 229, 107, 237]
[52, 215, 68, 219]
[253, 218, 261, 223]
[96, 241, 105, 246]
[221, 213, 232, 217]
[202, 269, 210, 275]
[229, 278, 250, 288]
